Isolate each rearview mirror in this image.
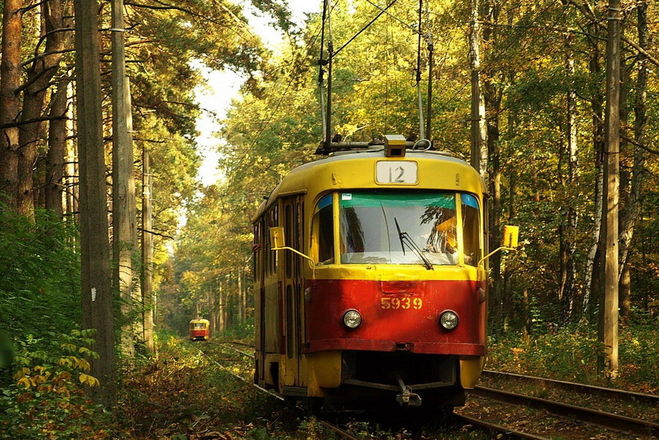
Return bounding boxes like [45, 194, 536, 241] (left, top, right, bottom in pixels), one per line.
[502, 225, 519, 248]
[269, 226, 285, 249]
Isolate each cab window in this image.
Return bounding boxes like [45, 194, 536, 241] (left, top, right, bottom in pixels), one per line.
[461, 193, 481, 266]
[311, 194, 334, 264]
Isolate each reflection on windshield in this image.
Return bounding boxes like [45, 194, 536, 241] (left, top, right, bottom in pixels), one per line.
[339, 192, 459, 265]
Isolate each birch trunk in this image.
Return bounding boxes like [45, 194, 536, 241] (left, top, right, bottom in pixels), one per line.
[583, 36, 605, 318]
[469, 0, 487, 179]
[563, 44, 578, 319]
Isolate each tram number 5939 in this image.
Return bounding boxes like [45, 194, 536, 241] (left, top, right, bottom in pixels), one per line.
[380, 297, 422, 310]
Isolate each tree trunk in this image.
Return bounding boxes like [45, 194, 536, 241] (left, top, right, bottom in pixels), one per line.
[0, 0, 24, 210]
[599, 0, 621, 378]
[619, 0, 648, 283]
[45, 79, 69, 216]
[74, 0, 115, 387]
[619, 262, 631, 322]
[237, 270, 244, 322]
[17, 0, 69, 218]
[242, 269, 248, 320]
[583, 35, 605, 319]
[142, 148, 155, 353]
[111, 0, 138, 356]
[564, 43, 578, 320]
[218, 281, 225, 332]
[469, 0, 487, 179]
[65, 80, 77, 220]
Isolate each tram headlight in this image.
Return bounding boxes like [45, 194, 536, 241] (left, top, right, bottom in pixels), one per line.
[439, 310, 459, 330]
[342, 309, 362, 329]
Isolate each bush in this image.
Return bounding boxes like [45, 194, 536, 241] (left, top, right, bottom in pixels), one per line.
[0, 209, 80, 338]
[487, 322, 658, 391]
[0, 330, 113, 439]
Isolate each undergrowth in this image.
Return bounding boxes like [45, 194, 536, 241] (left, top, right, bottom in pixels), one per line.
[486, 319, 658, 392]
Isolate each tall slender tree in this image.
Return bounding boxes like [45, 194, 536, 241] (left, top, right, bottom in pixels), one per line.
[600, 0, 621, 377]
[74, 0, 115, 386]
[469, 0, 488, 179]
[17, 0, 70, 217]
[111, 0, 138, 354]
[0, 0, 24, 210]
[618, 0, 649, 319]
[45, 78, 69, 216]
[142, 148, 155, 353]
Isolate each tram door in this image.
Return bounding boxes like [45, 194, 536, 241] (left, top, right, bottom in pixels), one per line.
[281, 196, 304, 387]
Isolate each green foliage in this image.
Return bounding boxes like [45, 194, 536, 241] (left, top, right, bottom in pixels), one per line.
[0, 330, 111, 440]
[218, 317, 255, 342]
[0, 208, 80, 338]
[487, 323, 658, 392]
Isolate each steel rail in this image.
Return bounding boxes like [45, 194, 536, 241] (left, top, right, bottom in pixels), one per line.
[226, 340, 254, 348]
[219, 343, 254, 359]
[483, 369, 658, 405]
[453, 414, 549, 440]
[316, 419, 361, 440]
[472, 385, 659, 436]
[202, 347, 360, 440]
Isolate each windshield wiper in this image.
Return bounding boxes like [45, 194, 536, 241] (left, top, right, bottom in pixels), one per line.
[394, 217, 434, 270]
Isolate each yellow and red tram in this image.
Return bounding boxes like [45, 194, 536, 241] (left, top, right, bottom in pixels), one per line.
[189, 318, 210, 341]
[252, 137, 515, 410]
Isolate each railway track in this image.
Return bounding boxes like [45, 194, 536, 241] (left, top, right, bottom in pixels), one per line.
[453, 414, 549, 440]
[471, 385, 659, 437]
[211, 342, 658, 437]
[210, 341, 553, 439]
[202, 343, 360, 440]
[483, 369, 658, 405]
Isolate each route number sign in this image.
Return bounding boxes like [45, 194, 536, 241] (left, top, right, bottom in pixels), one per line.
[376, 161, 418, 184]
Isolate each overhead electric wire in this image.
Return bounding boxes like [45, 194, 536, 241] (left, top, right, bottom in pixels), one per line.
[415, 0, 425, 139]
[244, 1, 339, 156]
[416, 0, 423, 83]
[330, 0, 400, 59]
[364, 0, 416, 33]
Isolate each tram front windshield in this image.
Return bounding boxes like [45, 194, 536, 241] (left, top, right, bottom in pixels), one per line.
[339, 191, 479, 266]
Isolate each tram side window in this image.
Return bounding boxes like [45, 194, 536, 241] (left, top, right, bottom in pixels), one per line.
[312, 194, 334, 264]
[461, 193, 481, 266]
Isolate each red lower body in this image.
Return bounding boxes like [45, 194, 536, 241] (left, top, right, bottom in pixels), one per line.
[305, 279, 485, 355]
[190, 330, 208, 341]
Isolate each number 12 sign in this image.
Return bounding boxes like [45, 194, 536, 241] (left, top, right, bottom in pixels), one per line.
[375, 161, 418, 184]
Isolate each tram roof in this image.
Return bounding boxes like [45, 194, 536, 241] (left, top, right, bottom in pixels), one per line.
[253, 149, 484, 221]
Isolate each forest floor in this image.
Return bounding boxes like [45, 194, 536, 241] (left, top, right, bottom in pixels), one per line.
[110, 338, 486, 440]
[3, 325, 656, 439]
[104, 333, 657, 440]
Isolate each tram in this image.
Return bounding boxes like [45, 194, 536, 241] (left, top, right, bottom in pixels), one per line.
[252, 136, 517, 410]
[189, 318, 210, 341]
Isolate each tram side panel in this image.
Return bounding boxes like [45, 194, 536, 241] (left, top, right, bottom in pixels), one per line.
[255, 209, 283, 390]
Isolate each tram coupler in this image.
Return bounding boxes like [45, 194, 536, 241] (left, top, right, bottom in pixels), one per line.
[395, 376, 422, 407]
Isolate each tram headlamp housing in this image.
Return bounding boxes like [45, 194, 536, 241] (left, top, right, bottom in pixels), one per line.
[342, 309, 362, 329]
[439, 310, 459, 330]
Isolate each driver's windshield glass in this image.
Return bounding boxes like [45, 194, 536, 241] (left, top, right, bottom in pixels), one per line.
[339, 191, 458, 265]
[193, 323, 206, 330]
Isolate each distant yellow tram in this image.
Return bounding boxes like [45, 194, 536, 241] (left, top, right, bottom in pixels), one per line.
[189, 318, 210, 341]
[252, 136, 517, 410]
